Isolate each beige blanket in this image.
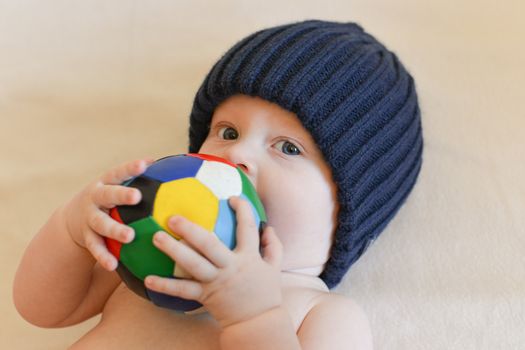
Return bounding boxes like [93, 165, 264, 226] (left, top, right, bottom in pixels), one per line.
[2, 1, 524, 348]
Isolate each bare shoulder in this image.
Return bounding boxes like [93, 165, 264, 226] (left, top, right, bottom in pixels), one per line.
[297, 292, 373, 350]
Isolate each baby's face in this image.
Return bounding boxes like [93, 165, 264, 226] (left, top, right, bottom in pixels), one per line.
[199, 94, 338, 276]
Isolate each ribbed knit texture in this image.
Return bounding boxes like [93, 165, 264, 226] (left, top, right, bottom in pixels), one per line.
[188, 19, 423, 288]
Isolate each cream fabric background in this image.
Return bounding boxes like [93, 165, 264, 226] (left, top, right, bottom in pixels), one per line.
[1, 1, 524, 349]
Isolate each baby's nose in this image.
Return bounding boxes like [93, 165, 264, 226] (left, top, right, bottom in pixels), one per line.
[236, 162, 257, 185]
[236, 163, 249, 173]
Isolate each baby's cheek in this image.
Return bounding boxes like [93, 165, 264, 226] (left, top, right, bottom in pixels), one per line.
[265, 193, 320, 241]
[267, 178, 336, 260]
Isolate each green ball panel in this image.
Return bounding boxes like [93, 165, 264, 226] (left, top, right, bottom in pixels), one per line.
[120, 216, 175, 280]
[237, 168, 267, 222]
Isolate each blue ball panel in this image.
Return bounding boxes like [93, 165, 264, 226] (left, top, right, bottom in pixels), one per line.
[215, 200, 236, 249]
[214, 195, 261, 250]
[143, 155, 203, 183]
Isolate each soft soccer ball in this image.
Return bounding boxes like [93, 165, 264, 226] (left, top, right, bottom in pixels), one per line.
[105, 153, 266, 312]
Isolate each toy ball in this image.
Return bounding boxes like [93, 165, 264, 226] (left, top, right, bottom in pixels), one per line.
[105, 153, 266, 312]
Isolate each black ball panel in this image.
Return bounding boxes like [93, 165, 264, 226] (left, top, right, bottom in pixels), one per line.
[117, 175, 161, 224]
[116, 263, 149, 300]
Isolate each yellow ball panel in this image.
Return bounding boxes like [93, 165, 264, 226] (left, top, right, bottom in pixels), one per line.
[153, 178, 218, 239]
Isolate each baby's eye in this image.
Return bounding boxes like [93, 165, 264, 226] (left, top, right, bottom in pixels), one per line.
[275, 140, 301, 155]
[218, 127, 239, 140]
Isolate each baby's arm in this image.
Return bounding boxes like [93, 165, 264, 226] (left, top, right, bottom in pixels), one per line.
[13, 159, 153, 328]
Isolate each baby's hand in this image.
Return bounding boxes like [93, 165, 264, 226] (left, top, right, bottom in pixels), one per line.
[145, 196, 283, 328]
[64, 158, 154, 271]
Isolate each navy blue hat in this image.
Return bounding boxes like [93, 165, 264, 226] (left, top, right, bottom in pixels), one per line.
[188, 19, 423, 288]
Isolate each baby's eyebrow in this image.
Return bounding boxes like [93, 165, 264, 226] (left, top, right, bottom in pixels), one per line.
[209, 116, 233, 125]
[208, 119, 226, 129]
[281, 128, 310, 144]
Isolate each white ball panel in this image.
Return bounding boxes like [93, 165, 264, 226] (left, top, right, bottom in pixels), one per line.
[195, 160, 242, 199]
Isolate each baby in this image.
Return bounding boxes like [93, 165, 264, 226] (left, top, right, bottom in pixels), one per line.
[13, 19, 423, 349]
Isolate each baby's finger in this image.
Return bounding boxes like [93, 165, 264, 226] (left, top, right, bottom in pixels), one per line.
[83, 227, 118, 271]
[167, 216, 232, 268]
[145, 275, 203, 301]
[88, 210, 134, 243]
[100, 158, 154, 185]
[260, 226, 283, 268]
[228, 196, 259, 252]
[152, 231, 219, 282]
[92, 184, 141, 209]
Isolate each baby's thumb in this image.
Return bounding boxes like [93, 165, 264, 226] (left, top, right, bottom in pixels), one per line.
[260, 226, 282, 268]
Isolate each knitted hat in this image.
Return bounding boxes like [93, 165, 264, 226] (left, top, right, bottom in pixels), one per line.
[188, 19, 423, 288]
